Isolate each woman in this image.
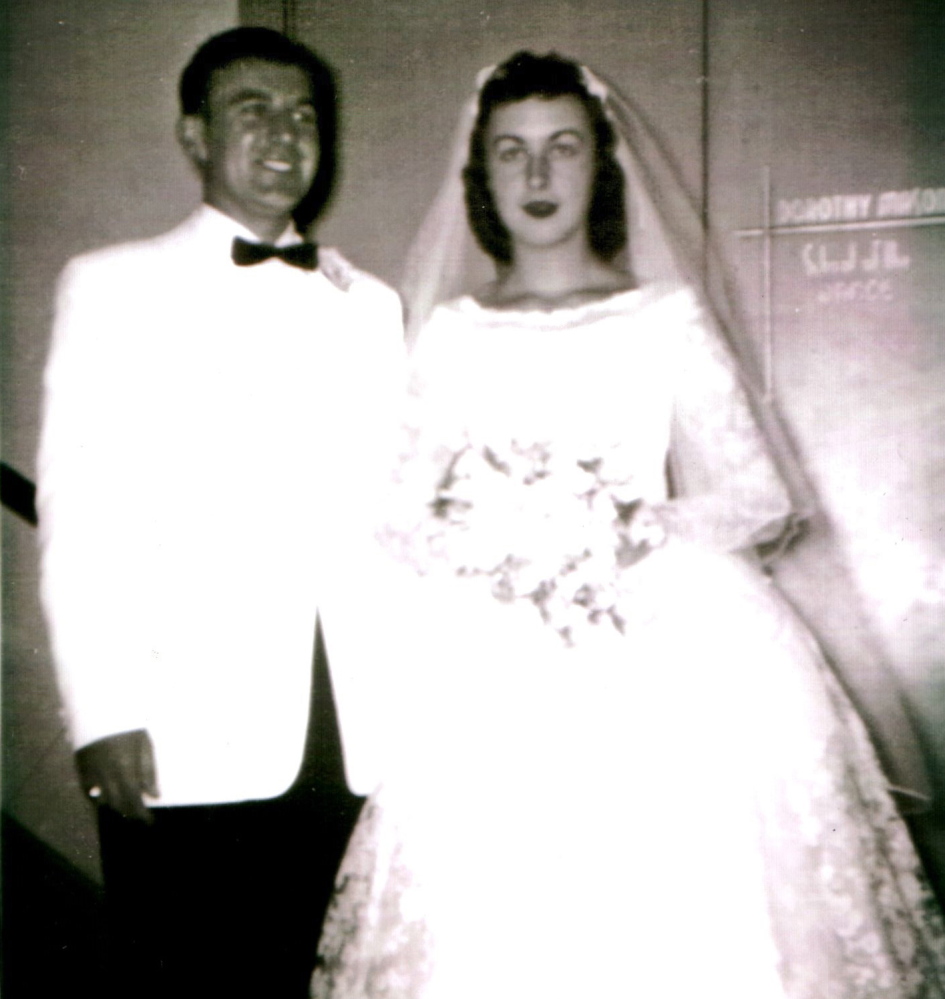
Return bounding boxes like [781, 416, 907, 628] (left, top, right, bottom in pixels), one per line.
[312, 53, 945, 998]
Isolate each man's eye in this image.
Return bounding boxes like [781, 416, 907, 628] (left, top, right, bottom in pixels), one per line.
[238, 102, 268, 119]
[293, 107, 317, 127]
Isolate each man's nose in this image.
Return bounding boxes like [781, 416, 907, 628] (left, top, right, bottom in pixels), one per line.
[526, 153, 550, 189]
[268, 109, 300, 142]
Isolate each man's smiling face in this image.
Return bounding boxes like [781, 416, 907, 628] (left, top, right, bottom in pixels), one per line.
[184, 57, 319, 240]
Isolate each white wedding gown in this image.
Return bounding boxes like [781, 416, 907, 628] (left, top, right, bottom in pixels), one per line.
[311, 284, 945, 998]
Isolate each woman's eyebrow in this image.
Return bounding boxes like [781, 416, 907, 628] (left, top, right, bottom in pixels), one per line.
[491, 128, 586, 146]
[548, 128, 585, 142]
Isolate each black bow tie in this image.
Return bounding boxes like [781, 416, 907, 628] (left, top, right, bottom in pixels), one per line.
[231, 237, 318, 270]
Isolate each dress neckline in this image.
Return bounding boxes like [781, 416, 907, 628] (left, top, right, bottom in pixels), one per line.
[451, 286, 645, 329]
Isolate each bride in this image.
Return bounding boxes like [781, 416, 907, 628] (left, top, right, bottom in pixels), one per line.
[312, 52, 945, 998]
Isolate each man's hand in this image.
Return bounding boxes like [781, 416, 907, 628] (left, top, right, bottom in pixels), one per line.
[75, 729, 159, 823]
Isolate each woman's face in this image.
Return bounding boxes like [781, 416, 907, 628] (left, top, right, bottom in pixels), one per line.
[485, 95, 596, 255]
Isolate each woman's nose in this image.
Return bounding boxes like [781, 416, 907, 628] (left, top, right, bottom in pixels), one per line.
[526, 153, 550, 189]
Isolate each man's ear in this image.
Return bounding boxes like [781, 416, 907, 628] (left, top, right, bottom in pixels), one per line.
[177, 115, 208, 168]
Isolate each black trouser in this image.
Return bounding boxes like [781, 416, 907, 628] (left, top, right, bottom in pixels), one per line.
[97, 624, 363, 999]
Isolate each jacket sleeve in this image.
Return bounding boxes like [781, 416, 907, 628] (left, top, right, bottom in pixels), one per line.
[312, 274, 412, 797]
[37, 257, 153, 749]
[654, 288, 796, 554]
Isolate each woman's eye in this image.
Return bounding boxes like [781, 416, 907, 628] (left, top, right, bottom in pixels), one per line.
[495, 145, 526, 163]
[549, 141, 580, 159]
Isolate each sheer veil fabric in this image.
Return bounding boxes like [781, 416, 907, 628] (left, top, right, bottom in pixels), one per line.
[399, 58, 932, 804]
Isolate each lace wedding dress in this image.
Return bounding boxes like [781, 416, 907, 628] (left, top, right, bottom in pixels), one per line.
[311, 284, 945, 998]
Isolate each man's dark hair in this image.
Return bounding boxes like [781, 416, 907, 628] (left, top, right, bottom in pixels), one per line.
[463, 51, 627, 266]
[179, 27, 337, 227]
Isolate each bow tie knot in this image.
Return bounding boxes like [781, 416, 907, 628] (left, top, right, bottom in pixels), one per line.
[232, 237, 318, 270]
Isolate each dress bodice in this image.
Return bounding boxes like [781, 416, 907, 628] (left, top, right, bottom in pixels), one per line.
[383, 283, 794, 646]
[412, 286, 679, 506]
[406, 282, 793, 556]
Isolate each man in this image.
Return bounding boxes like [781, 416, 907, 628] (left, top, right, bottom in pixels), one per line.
[37, 27, 403, 998]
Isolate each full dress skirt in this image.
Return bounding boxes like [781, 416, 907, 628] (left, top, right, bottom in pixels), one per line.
[311, 287, 945, 998]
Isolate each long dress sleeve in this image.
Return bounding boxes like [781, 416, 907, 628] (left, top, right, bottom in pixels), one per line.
[653, 288, 796, 554]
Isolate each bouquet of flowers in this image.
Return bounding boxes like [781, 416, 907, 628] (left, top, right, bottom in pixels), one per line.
[404, 436, 655, 647]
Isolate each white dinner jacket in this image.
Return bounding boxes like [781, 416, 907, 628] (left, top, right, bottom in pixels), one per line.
[37, 206, 405, 805]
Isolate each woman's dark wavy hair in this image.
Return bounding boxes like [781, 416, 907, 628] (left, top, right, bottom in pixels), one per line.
[463, 52, 627, 265]
[179, 27, 337, 229]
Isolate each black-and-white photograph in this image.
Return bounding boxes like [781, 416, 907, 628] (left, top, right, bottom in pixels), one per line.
[3, 1, 945, 996]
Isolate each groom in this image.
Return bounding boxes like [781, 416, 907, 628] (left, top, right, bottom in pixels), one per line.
[37, 27, 403, 999]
